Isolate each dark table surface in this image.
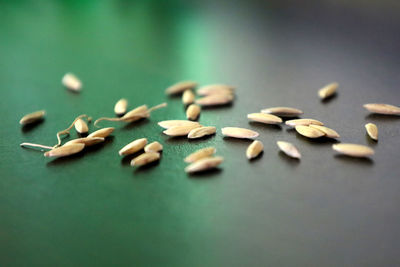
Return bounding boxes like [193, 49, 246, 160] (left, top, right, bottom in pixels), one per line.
[1, 1, 400, 266]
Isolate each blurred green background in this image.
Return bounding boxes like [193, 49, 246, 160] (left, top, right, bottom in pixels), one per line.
[1, 0, 400, 266]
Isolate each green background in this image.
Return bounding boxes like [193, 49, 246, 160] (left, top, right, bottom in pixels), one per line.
[1, 1, 400, 266]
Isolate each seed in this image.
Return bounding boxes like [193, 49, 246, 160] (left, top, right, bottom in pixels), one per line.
[247, 113, 282, 124]
[295, 125, 325, 138]
[332, 143, 374, 157]
[246, 140, 264, 159]
[165, 80, 197, 95]
[119, 138, 147, 156]
[285, 118, 324, 127]
[365, 123, 378, 141]
[158, 120, 201, 129]
[185, 156, 224, 173]
[182, 90, 195, 105]
[19, 110, 45, 125]
[197, 84, 234, 96]
[62, 73, 82, 91]
[163, 124, 201, 137]
[144, 141, 163, 153]
[309, 125, 340, 138]
[74, 118, 89, 134]
[64, 137, 105, 146]
[277, 141, 301, 159]
[261, 106, 303, 117]
[318, 82, 338, 99]
[188, 126, 216, 139]
[114, 98, 128, 115]
[88, 127, 115, 138]
[195, 94, 234, 106]
[363, 103, 400, 115]
[221, 127, 259, 139]
[44, 143, 85, 158]
[130, 152, 160, 167]
[186, 104, 201, 120]
[184, 147, 216, 163]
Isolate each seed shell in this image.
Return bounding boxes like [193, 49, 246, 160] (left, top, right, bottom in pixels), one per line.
[285, 118, 324, 127]
[221, 127, 259, 139]
[44, 143, 85, 158]
[318, 82, 338, 99]
[365, 123, 378, 141]
[363, 103, 400, 115]
[19, 110, 45, 125]
[332, 143, 374, 158]
[260, 107, 303, 117]
[74, 118, 89, 134]
[64, 137, 105, 146]
[165, 80, 197, 95]
[184, 147, 216, 163]
[88, 127, 114, 138]
[195, 94, 234, 106]
[186, 104, 201, 120]
[185, 156, 224, 173]
[246, 140, 264, 159]
[130, 152, 160, 167]
[309, 125, 340, 138]
[62, 73, 82, 91]
[158, 120, 201, 129]
[144, 141, 163, 153]
[295, 125, 325, 138]
[119, 138, 147, 156]
[188, 126, 216, 139]
[182, 90, 195, 105]
[247, 113, 282, 124]
[277, 141, 301, 159]
[163, 124, 202, 137]
[114, 98, 128, 115]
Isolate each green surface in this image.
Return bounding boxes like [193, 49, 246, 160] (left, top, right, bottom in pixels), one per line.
[1, 1, 400, 266]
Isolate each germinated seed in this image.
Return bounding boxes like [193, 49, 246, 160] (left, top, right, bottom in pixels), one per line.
[44, 143, 85, 158]
[64, 137, 105, 146]
[74, 118, 89, 134]
[88, 127, 115, 138]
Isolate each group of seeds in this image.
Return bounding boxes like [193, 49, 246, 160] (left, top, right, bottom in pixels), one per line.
[20, 76, 400, 174]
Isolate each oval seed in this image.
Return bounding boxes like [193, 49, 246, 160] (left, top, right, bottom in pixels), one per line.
[260, 107, 303, 117]
[247, 113, 282, 124]
[365, 123, 378, 141]
[285, 118, 324, 127]
[186, 104, 201, 120]
[363, 103, 400, 115]
[277, 141, 301, 159]
[119, 138, 147, 156]
[114, 98, 128, 116]
[188, 126, 216, 139]
[332, 143, 374, 158]
[246, 140, 264, 159]
[185, 156, 224, 173]
[62, 73, 82, 91]
[44, 143, 85, 158]
[88, 127, 114, 138]
[158, 120, 201, 129]
[318, 82, 338, 99]
[309, 125, 340, 138]
[295, 125, 325, 138]
[163, 124, 202, 137]
[182, 90, 195, 105]
[144, 141, 163, 153]
[165, 80, 197, 95]
[197, 84, 234, 96]
[195, 94, 234, 106]
[64, 137, 104, 146]
[184, 147, 216, 163]
[130, 152, 160, 167]
[74, 118, 88, 134]
[19, 110, 45, 125]
[221, 127, 259, 139]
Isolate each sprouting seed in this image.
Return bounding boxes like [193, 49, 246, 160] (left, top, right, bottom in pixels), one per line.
[74, 118, 89, 134]
[44, 143, 85, 158]
[88, 127, 114, 138]
[19, 110, 45, 125]
[64, 137, 105, 146]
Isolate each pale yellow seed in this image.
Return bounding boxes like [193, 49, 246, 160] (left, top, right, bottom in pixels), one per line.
[197, 84, 234, 96]
[365, 123, 378, 141]
[165, 80, 197, 95]
[332, 143, 374, 158]
[119, 138, 147, 156]
[186, 104, 201, 120]
[64, 137, 105, 146]
[318, 82, 338, 99]
[114, 98, 128, 115]
[285, 118, 324, 127]
[295, 125, 325, 138]
[185, 156, 224, 173]
[182, 90, 195, 105]
[88, 127, 115, 138]
[44, 143, 85, 158]
[309, 125, 340, 138]
[246, 140, 264, 159]
[195, 94, 234, 106]
[158, 120, 201, 129]
[260, 107, 303, 117]
[184, 147, 216, 163]
[163, 124, 202, 137]
[74, 118, 89, 134]
[121, 105, 149, 122]
[62, 73, 82, 91]
[188, 126, 216, 139]
[277, 141, 301, 159]
[221, 127, 259, 139]
[144, 141, 163, 153]
[363, 103, 400, 115]
[247, 113, 282, 124]
[130, 152, 160, 167]
[19, 110, 45, 125]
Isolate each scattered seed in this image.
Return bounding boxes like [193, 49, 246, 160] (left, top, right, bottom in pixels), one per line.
[182, 90, 195, 105]
[184, 147, 216, 163]
[277, 141, 301, 159]
[64, 137, 105, 146]
[363, 103, 400, 115]
[44, 143, 85, 158]
[260, 107, 303, 117]
[186, 104, 201, 120]
[163, 124, 202, 137]
[365, 123, 378, 141]
[285, 118, 324, 127]
[158, 120, 201, 129]
[195, 94, 234, 106]
[130, 152, 160, 167]
[119, 138, 147, 156]
[19, 110, 45, 125]
[197, 84, 234, 96]
[55, 114, 90, 147]
[332, 143, 374, 158]
[247, 113, 282, 124]
[295, 125, 325, 138]
[165, 80, 197, 95]
[318, 82, 338, 99]
[114, 98, 128, 116]
[62, 73, 82, 91]
[88, 127, 115, 138]
[188, 126, 216, 139]
[74, 118, 89, 134]
[144, 141, 163, 153]
[185, 156, 224, 173]
[309, 125, 340, 138]
[246, 140, 264, 159]
[221, 127, 259, 139]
